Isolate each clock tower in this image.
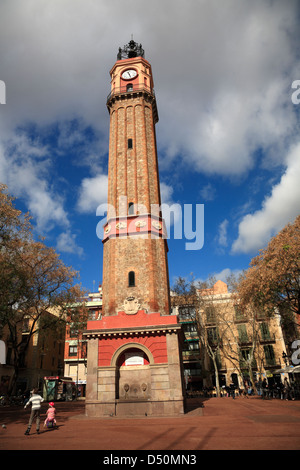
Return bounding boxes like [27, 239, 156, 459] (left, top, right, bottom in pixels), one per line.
[102, 39, 170, 317]
[84, 40, 185, 417]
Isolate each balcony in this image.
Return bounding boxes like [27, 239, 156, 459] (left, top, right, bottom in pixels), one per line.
[107, 83, 155, 102]
[106, 84, 158, 122]
[178, 314, 195, 323]
[239, 358, 257, 369]
[259, 333, 276, 344]
[182, 350, 201, 361]
[263, 357, 280, 368]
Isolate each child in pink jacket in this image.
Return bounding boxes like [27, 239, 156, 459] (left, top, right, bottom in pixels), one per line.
[44, 402, 57, 428]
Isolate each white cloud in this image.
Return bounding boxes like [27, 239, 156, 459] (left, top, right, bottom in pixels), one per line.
[232, 142, 300, 254]
[200, 183, 216, 202]
[56, 230, 84, 257]
[212, 268, 243, 284]
[0, 0, 299, 179]
[0, 0, 299, 265]
[0, 135, 69, 232]
[155, 1, 299, 177]
[160, 182, 174, 206]
[160, 181, 182, 231]
[192, 267, 243, 285]
[77, 174, 108, 213]
[218, 219, 229, 247]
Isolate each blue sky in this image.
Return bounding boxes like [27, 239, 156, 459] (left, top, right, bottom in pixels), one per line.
[0, 0, 300, 293]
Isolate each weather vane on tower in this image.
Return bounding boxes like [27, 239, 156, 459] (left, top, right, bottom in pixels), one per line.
[117, 37, 145, 60]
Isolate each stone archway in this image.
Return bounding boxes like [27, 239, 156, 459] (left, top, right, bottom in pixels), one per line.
[112, 343, 153, 400]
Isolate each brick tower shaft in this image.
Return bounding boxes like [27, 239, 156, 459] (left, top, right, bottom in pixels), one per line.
[102, 41, 170, 316]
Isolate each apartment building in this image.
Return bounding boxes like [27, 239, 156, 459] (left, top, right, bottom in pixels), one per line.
[173, 280, 290, 392]
[0, 313, 65, 395]
[63, 287, 102, 398]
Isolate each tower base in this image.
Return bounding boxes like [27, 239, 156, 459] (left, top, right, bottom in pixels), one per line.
[84, 310, 185, 417]
[85, 397, 185, 418]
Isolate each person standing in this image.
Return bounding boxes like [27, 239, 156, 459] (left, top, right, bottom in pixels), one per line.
[262, 378, 268, 399]
[229, 382, 236, 399]
[24, 388, 44, 435]
[283, 377, 294, 401]
[256, 377, 262, 397]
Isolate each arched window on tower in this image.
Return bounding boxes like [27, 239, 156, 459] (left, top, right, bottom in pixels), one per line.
[128, 202, 134, 215]
[127, 83, 133, 92]
[128, 271, 135, 287]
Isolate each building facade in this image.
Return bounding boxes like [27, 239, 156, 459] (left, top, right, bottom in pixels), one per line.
[84, 39, 185, 417]
[174, 281, 291, 393]
[63, 287, 102, 398]
[0, 314, 65, 396]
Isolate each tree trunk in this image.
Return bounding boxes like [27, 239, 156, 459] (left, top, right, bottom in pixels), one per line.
[8, 364, 18, 396]
[212, 356, 220, 397]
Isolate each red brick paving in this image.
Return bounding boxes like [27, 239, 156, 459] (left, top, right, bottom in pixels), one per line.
[1, 396, 300, 451]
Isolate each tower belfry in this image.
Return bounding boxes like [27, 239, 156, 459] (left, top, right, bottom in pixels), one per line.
[84, 40, 185, 417]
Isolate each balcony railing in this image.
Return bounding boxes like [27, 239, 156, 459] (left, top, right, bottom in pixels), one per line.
[107, 84, 156, 104]
[264, 357, 279, 367]
[182, 350, 201, 360]
[260, 333, 276, 343]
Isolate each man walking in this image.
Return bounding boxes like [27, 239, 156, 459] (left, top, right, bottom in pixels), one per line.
[24, 388, 44, 435]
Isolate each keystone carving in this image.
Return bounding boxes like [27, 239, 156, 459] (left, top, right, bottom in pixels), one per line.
[123, 296, 140, 315]
[116, 221, 127, 230]
[152, 220, 162, 230]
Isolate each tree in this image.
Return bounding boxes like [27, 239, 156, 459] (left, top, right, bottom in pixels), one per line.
[222, 304, 261, 394]
[172, 276, 225, 397]
[172, 276, 265, 395]
[0, 185, 86, 394]
[195, 283, 224, 397]
[0, 184, 32, 316]
[237, 215, 300, 319]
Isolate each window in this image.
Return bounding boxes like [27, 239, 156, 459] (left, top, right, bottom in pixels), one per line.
[128, 202, 134, 215]
[206, 306, 216, 323]
[128, 138, 133, 149]
[69, 345, 78, 357]
[207, 327, 219, 344]
[183, 323, 197, 335]
[264, 345, 276, 366]
[239, 349, 256, 368]
[127, 83, 133, 92]
[183, 340, 200, 351]
[88, 311, 96, 320]
[260, 322, 271, 340]
[234, 305, 246, 321]
[189, 341, 199, 351]
[128, 271, 135, 287]
[237, 324, 248, 343]
[184, 363, 201, 377]
[69, 325, 78, 338]
[22, 318, 30, 333]
[178, 307, 196, 321]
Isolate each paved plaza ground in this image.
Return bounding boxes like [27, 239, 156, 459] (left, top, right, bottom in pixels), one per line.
[1, 396, 300, 451]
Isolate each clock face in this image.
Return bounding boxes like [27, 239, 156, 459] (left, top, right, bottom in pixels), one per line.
[122, 69, 137, 80]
